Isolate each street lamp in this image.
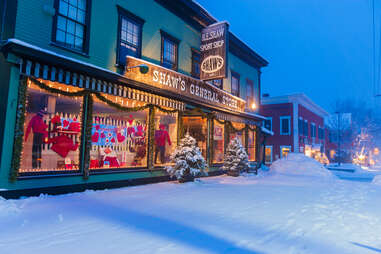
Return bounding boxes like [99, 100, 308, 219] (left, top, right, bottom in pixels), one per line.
[126, 64, 149, 74]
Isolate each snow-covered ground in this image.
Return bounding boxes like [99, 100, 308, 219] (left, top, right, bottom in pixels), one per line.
[1, 155, 381, 254]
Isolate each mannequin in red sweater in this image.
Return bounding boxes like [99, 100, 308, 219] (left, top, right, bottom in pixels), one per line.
[154, 124, 171, 164]
[25, 109, 48, 168]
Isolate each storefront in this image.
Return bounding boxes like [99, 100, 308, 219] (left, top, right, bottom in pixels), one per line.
[6, 48, 265, 182]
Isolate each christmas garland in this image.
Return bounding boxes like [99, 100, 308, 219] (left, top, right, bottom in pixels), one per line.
[80, 94, 93, 179]
[31, 76, 89, 97]
[11, 76, 263, 180]
[148, 106, 155, 170]
[10, 78, 28, 182]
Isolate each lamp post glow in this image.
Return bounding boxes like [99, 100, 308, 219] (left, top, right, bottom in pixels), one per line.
[251, 103, 257, 110]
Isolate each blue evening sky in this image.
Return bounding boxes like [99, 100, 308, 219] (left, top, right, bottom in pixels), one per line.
[196, 0, 380, 112]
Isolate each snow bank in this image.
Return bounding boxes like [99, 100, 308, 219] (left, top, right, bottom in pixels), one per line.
[270, 153, 334, 178]
[372, 175, 381, 186]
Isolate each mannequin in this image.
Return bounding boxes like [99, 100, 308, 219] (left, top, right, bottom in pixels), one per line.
[154, 124, 171, 164]
[25, 109, 48, 168]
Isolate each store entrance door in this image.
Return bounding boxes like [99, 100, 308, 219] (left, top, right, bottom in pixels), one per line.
[182, 116, 208, 159]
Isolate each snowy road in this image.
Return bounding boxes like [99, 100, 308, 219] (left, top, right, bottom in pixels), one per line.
[1, 174, 381, 254]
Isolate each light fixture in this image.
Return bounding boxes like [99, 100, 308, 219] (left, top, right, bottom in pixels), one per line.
[251, 103, 257, 110]
[126, 64, 149, 74]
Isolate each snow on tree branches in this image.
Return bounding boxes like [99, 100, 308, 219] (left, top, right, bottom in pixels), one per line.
[222, 137, 249, 176]
[166, 133, 206, 182]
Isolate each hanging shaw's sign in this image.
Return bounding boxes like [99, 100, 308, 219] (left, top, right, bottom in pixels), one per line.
[200, 22, 229, 81]
[124, 57, 245, 113]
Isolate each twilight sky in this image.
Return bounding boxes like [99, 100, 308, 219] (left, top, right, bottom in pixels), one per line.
[196, 0, 381, 112]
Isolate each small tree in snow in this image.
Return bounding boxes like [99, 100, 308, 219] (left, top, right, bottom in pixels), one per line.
[222, 137, 249, 176]
[166, 133, 206, 183]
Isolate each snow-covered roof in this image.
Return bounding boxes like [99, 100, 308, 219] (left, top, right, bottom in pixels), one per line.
[261, 93, 329, 117]
[261, 126, 274, 136]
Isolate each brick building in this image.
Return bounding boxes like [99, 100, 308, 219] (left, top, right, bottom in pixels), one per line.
[260, 94, 329, 163]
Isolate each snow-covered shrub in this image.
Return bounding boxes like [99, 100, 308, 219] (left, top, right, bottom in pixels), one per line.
[270, 153, 334, 179]
[222, 137, 249, 176]
[166, 133, 206, 183]
[372, 175, 381, 186]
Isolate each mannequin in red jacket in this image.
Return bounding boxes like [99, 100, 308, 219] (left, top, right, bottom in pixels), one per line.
[154, 124, 171, 164]
[25, 110, 48, 168]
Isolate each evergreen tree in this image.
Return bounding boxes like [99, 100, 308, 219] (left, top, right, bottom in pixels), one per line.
[166, 133, 206, 182]
[222, 137, 249, 176]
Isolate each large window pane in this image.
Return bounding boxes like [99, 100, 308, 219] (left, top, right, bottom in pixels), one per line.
[182, 116, 207, 159]
[90, 95, 148, 169]
[213, 120, 224, 164]
[154, 111, 178, 166]
[229, 122, 245, 146]
[20, 81, 82, 173]
[248, 129, 256, 161]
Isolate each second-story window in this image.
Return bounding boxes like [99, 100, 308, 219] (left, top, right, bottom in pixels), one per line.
[191, 49, 200, 78]
[161, 30, 179, 70]
[263, 117, 272, 131]
[53, 0, 90, 53]
[304, 120, 308, 136]
[298, 118, 304, 135]
[311, 123, 316, 138]
[209, 79, 223, 88]
[280, 116, 291, 135]
[231, 71, 240, 97]
[246, 79, 254, 108]
[117, 7, 144, 66]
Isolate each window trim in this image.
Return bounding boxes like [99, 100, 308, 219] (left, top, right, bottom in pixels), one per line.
[280, 116, 291, 135]
[51, 0, 92, 54]
[311, 122, 316, 138]
[160, 30, 180, 71]
[280, 145, 292, 158]
[116, 5, 145, 66]
[265, 145, 273, 164]
[263, 117, 272, 132]
[191, 48, 200, 78]
[231, 70, 240, 97]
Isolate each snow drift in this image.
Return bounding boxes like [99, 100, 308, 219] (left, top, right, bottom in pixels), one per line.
[270, 153, 334, 178]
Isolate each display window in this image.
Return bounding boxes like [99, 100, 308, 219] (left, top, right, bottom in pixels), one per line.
[230, 122, 245, 146]
[20, 81, 82, 173]
[154, 111, 178, 166]
[182, 116, 207, 159]
[248, 129, 256, 161]
[213, 120, 225, 163]
[265, 146, 273, 164]
[90, 94, 148, 170]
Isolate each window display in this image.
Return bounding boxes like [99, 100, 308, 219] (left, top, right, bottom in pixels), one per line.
[182, 116, 207, 159]
[248, 129, 256, 161]
[20, 82, 82, 172]
[229, 122, 245, 146]
[90, 95, 148, 169]
[213, 121, 224, 163]
[154, 111, 178, 166]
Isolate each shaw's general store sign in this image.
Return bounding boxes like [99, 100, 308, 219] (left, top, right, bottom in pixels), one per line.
[125, 56, 245, 112]
[200, 22, 229, 81]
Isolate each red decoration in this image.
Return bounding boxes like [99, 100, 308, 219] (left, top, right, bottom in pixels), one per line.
[117, 132, 125, 143]
[91, 132, 99, 143]
[63, 119, 70, 128]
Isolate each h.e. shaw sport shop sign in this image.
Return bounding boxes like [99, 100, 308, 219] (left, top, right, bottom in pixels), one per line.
[125, 56, 245, 113]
